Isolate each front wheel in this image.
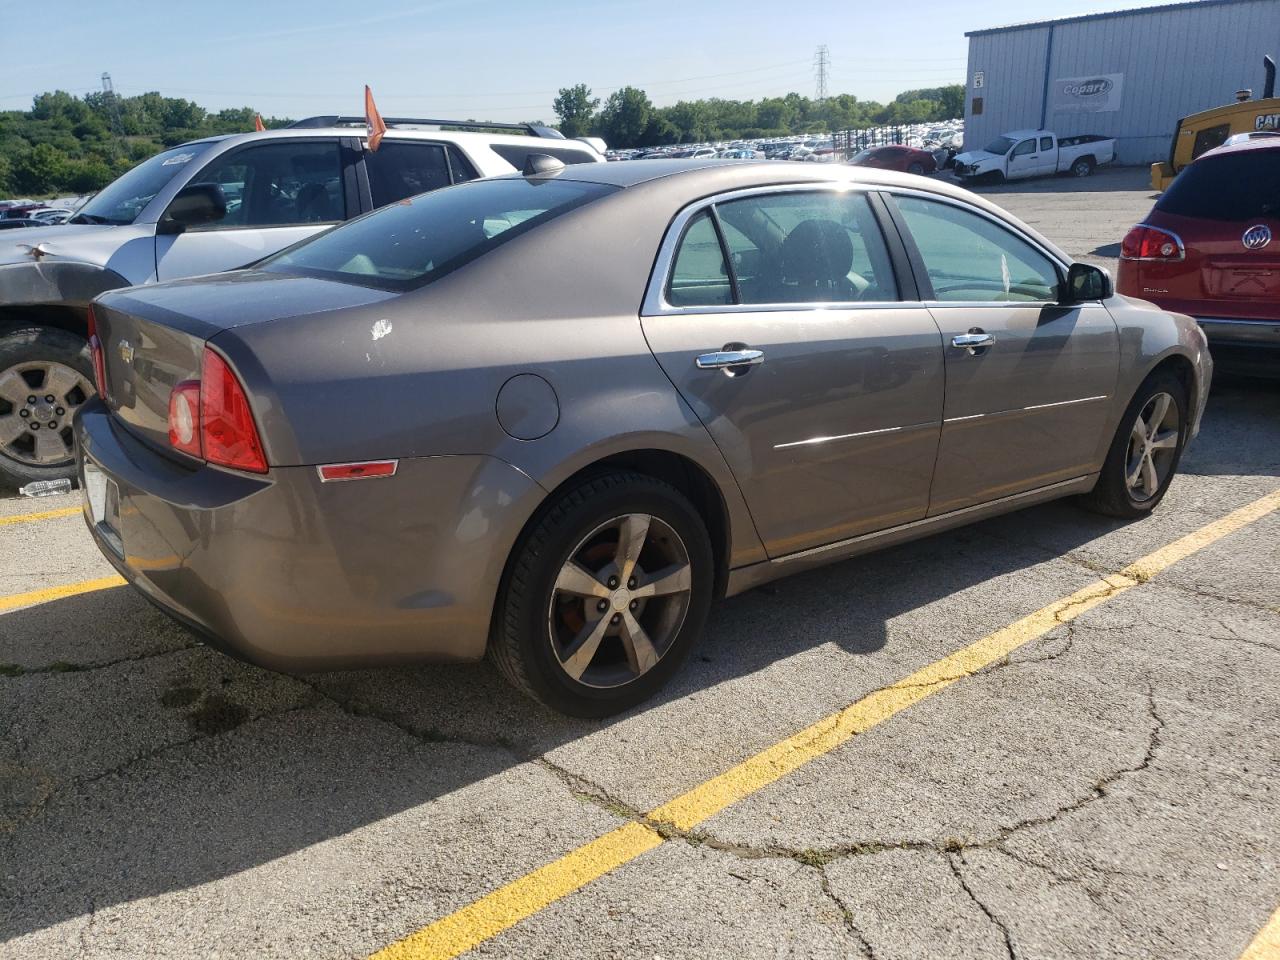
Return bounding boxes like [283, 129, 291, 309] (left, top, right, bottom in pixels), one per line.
[1079, 370, 1188, 518]
[0, 325, 95, 488]
[490, 471, 714, 717]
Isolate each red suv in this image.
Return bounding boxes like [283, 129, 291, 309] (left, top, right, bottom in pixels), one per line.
[1117, 138, 1279, 369]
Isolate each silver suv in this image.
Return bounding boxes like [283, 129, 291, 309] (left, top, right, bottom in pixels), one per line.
[0, 116, 603, 487]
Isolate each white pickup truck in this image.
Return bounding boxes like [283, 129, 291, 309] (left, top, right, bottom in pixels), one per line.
[952, 129, 1116, 182]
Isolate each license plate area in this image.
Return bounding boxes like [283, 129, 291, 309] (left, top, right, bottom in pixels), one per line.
[1203, 263, 1280, 300]
[83, 460, 123, 556]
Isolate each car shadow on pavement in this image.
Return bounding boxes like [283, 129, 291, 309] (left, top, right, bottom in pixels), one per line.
[1, 382, 1276, 944]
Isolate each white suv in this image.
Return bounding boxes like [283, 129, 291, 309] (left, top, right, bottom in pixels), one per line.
[0, 117, 603, 487]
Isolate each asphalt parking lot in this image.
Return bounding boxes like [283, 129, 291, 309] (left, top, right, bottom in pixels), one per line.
[2, 166, 1279, 960]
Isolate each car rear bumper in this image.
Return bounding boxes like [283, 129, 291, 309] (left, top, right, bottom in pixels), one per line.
[73, 400, 545, 670]
[1195, 317, 1280, 347]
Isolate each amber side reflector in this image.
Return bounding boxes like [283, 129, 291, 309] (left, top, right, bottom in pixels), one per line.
[317, 460, 398, 482]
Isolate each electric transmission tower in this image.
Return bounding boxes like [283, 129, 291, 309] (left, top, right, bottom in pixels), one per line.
[814, 45, 830, 104]
[100, 72, 126, 158]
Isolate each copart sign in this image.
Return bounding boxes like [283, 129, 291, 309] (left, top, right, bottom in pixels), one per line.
[1051, 73, 1124, 113]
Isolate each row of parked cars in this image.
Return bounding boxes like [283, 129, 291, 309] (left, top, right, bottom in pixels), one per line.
[1, 113, 1272, 717]
[0, 202, 78, 230]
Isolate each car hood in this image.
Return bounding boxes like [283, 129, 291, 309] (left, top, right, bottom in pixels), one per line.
[97, 268, 399, 339]
[954, 150, 1000, 167]
[0, 222, 152, 268]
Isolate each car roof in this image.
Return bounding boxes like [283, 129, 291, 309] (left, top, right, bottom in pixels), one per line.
[1199, 135, 1280, 162]
[177, 127, 601, 153]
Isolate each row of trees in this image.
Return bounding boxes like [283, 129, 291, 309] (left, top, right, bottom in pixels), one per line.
[0, 82, 964, 197]
[554, 84, 965, 149]
[0, 91, 290, 196]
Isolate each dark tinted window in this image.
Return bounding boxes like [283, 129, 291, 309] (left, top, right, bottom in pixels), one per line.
[73, 142, 214, 225]
[263, 177, 616, 290]
[715, 191, 898, 304]
[1040, 136, 1053, 151]
[668, 212, 731, 306]
[489, 144, 598, 169]
[447, 145, 479, 183]
[186, 141, 344, 228]
[1191, 124, 1231, 161]
[366, 141, 452, 206]
[1157, 150, 1280, 221]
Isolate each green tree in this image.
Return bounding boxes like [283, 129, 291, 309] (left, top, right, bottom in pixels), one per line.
[594, 86, 654, 149]
[11, 143, 69, 193]
[552, 84, 599, 139]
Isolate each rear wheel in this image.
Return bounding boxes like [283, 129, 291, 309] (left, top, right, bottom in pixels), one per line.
[1071, 156, 1096, 178]
[490, 471, 713, 717]
[1079, 370, 1188, 518]
[0, 326, 94, 488]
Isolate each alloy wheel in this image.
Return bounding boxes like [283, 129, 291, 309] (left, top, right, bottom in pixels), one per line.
[1125, 391, 1180, 502]
[0, 361, 93, 467]
[547, 513, 693, 689]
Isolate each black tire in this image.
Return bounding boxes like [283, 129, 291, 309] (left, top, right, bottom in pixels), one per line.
[490, 471, 714, 717]
[0, 324, 94, 488]
[1079, 369, 1189, 519]
[1071, 156, 1096, 178]
[907, 161, 926, 176]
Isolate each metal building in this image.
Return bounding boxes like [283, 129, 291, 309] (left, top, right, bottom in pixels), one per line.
[963, 0, 1280, 163]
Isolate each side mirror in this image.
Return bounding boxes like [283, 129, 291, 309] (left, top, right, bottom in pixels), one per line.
[1063, 262, 1113, 303]
[158, 183, 227, 234]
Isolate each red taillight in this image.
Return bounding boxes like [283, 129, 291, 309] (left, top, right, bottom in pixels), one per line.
[87, 305, 107, 400]
[164, 348, 267, 473]
[1121, 225, 1185, 262]
[200, 349, 267, 474]
[167, 380, 202, 457]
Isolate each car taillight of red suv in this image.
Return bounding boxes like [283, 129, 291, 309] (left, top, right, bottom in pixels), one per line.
[1116, 139, 1280, 362]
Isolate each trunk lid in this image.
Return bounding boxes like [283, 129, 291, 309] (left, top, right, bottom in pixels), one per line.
[94, 270, 396, 453]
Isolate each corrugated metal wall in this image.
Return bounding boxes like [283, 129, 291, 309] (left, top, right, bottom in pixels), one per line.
[964, 0, 1280, 164]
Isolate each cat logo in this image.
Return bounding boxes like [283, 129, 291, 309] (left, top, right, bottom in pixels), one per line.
[1256, 113, 1280, 130]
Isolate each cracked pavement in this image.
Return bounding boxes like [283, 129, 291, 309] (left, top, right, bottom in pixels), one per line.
[2, 174, 1280, 958]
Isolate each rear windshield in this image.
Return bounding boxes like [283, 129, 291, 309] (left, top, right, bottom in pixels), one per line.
[72, 142, 215, 225]
[262, 176, 617, 290]
[1157, 150, 1280, 221]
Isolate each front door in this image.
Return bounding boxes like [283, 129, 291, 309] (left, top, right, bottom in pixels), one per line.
[155, 139, 350, 281]
[889, 193, 1118, 514]
[1006, 138, 1040, 180]
[641, 188, 945, 558]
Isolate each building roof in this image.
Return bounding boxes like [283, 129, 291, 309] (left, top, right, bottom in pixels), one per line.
[966, 0, 1264, 37]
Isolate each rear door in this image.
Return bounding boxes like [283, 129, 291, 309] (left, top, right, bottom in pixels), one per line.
[155, 138, 356, 280]
[640, 187, 945, 558]
[886, 191, 1118, 514]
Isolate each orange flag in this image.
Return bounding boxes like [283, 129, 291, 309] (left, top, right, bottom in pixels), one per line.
[365, 85, 387, 152]
[253, 114, 265, 132]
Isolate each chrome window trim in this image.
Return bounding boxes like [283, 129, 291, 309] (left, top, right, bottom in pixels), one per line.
[642, 182, 907, 317]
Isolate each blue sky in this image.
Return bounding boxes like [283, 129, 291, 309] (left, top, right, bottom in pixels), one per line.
[2, 0, 1178, 122]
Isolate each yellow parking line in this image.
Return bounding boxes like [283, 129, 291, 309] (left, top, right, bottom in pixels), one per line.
[0, 506, 81, 527]
[1240, 905, 1280, 960]
[369, 487, 1280, 960]
[0, 575, 125, 614]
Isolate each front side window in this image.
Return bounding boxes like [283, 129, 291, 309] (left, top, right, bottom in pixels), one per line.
[714, 191, 898, 304]
[895, 195, 1061, 302]
[366, 141, 452, 206]
[263, 177, 617, 290]
[183, 140, 345, 230]
[72, 142, 215, 225]
[1012, 139, 1036, 157]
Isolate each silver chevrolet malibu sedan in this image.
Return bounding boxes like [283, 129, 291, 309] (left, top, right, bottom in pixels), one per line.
[75, 159, 1211, 716]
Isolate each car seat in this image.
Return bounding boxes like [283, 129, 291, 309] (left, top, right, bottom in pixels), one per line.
[779, 219, 857, 301]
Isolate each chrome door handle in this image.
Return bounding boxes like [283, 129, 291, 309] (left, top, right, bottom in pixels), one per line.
[951, 333, 995, 353]
[696, 349, 765, 370]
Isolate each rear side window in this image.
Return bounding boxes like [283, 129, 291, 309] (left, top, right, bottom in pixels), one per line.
[365, 141, 453, 206]
[1157, 150, 1280, 221]
[668, 212, 732, 307]
[489, 144, 599, 169]
[1040, 136, 1053, 151]
[263, 177, 617, 290]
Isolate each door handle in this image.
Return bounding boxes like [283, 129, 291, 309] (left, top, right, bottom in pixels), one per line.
[696, 348, 765, 371]
[951, 332, 995, 355]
